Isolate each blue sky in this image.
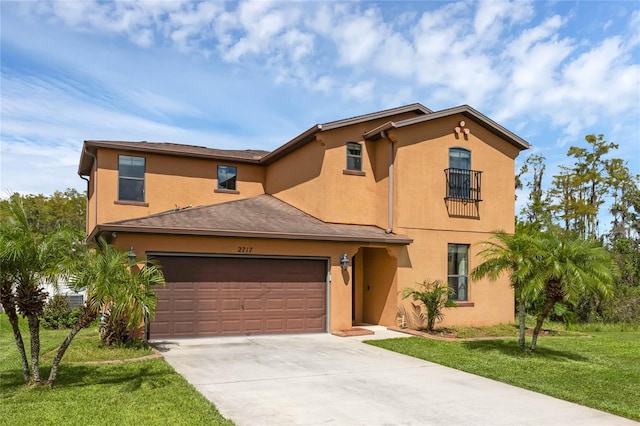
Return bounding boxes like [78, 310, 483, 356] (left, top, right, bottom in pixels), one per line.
[1, 0, 639, 216]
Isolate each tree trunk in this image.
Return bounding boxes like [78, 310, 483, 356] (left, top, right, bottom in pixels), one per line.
[26, 314, 42, 383]
[530, 296, 558, 351]
[47, 306, 96, 386]
[0, 292, 31, 384]
[517, 299, 526, 351]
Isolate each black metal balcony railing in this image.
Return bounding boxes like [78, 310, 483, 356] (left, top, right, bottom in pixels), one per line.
[445, 168, 482, 202]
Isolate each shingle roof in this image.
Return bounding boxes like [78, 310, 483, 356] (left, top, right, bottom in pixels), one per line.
[78, 140, 268, 175]
[91, 195, 412, 245]
[78, 103, 432, 175]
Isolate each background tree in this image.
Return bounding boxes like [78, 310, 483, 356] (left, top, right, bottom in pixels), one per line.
[517, 154, 550, 226]
[548, 135, 618, 239]
[518, 135, 639, 325]
[1, 188, 86, 235]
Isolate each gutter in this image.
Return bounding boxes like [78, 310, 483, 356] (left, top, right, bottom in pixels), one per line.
[79, 147, 98, 235]
[89, 224, 413, 246]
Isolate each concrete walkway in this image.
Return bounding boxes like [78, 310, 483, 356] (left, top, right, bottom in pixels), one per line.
[156, 327, 637, 426]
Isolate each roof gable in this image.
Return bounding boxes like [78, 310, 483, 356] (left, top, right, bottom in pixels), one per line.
[363, 105, 530, 150]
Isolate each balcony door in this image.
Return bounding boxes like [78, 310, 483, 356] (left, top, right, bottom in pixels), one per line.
[449, 148, 471, 199]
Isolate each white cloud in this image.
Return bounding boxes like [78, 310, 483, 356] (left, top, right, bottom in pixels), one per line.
[474, 0, 535, 38]
[2, 0, 639, 196]
[341, 80, 375, 102]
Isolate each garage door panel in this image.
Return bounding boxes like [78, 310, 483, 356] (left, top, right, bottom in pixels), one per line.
[197, 300, 218, 311]
[286, 298, 304, 310]
[173, 300, 195, 312]
[150, 256, 327, 339]
[306, 317, 325, 329]
[306, 297, 325, 309]
[199, 320, 219, 333]
[265, 298, 284, 310]
[243, 298, 263, 310]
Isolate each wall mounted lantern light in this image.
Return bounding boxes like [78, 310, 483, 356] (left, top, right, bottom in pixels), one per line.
[128, 247, 137, 263]
[340, 253, 350, 271]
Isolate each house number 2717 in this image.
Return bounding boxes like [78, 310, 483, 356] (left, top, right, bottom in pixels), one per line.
[237, 246, 253, 253]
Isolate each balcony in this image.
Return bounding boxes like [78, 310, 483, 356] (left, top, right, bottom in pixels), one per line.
[444, 168, 482, 218]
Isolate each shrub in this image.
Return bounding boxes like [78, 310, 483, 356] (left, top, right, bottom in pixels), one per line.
[99, 312, 131, 345]
[41, 295, 71, 329]
[402, 280, 454, 331]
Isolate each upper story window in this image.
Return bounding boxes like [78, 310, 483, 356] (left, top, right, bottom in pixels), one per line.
[449, 148, 470, 170]
[118, 155, 145, 202]
[446, 148, 481, 202]
[346, 142, 362, 172]
[217, 165, 237, 191]
[448, 243, 469, 301]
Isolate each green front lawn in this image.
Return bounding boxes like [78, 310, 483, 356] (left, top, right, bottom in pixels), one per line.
[367, 331, 640, 421]
[0, 315, 233, 425]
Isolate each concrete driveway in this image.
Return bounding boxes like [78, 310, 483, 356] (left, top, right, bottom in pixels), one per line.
[156, 327, 636, 426]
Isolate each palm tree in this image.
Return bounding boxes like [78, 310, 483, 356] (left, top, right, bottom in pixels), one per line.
[402, 280, 453, 331]
[0, 251, 30, 383]
[528, 226, 617, 350]
[472, 224, 618, 351]
[471, 224, 540, 350]
[0, 199, 77, 384]
[46, 241, 165, 385]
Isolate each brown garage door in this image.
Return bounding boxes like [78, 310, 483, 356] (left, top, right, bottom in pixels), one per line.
[150, 256, 327, 339]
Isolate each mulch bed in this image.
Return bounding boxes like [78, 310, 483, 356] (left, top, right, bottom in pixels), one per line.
[388, 326, 569, 341]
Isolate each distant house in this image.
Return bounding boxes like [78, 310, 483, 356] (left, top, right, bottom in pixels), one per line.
[77, 103, 529, 339]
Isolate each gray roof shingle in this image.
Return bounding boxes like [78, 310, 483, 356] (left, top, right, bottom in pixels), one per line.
[94, 195, 412, 245]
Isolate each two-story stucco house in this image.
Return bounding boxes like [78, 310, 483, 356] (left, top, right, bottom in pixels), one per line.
[78, 103, 529, 339]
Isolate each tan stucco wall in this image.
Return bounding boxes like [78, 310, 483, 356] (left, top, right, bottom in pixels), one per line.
[362, 248, 397, 325]
[87, 109, 524, 329]
[395, 229, 515, 327]
[392, 114, 519, 233]
[91, 148, 265, 225]
[266, 113, 419, 227]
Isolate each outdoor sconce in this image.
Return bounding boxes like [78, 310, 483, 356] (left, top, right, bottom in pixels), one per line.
[340, 253, 350, 271]
[128, 247, 137, 263]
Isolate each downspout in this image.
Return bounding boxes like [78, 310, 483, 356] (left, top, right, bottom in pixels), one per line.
[79, 174, 90, 237]
[81, 147, 98, 237]
[382, 131, 394, 234]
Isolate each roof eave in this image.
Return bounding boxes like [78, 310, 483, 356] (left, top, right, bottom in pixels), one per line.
[80, 140, 264, 172]
[363, 121, 397, 141]
[260, 104, 433, 163]
[90, 224, 413, 245]
[259, 125, 322, 164]
[321, 103, 431, 131]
